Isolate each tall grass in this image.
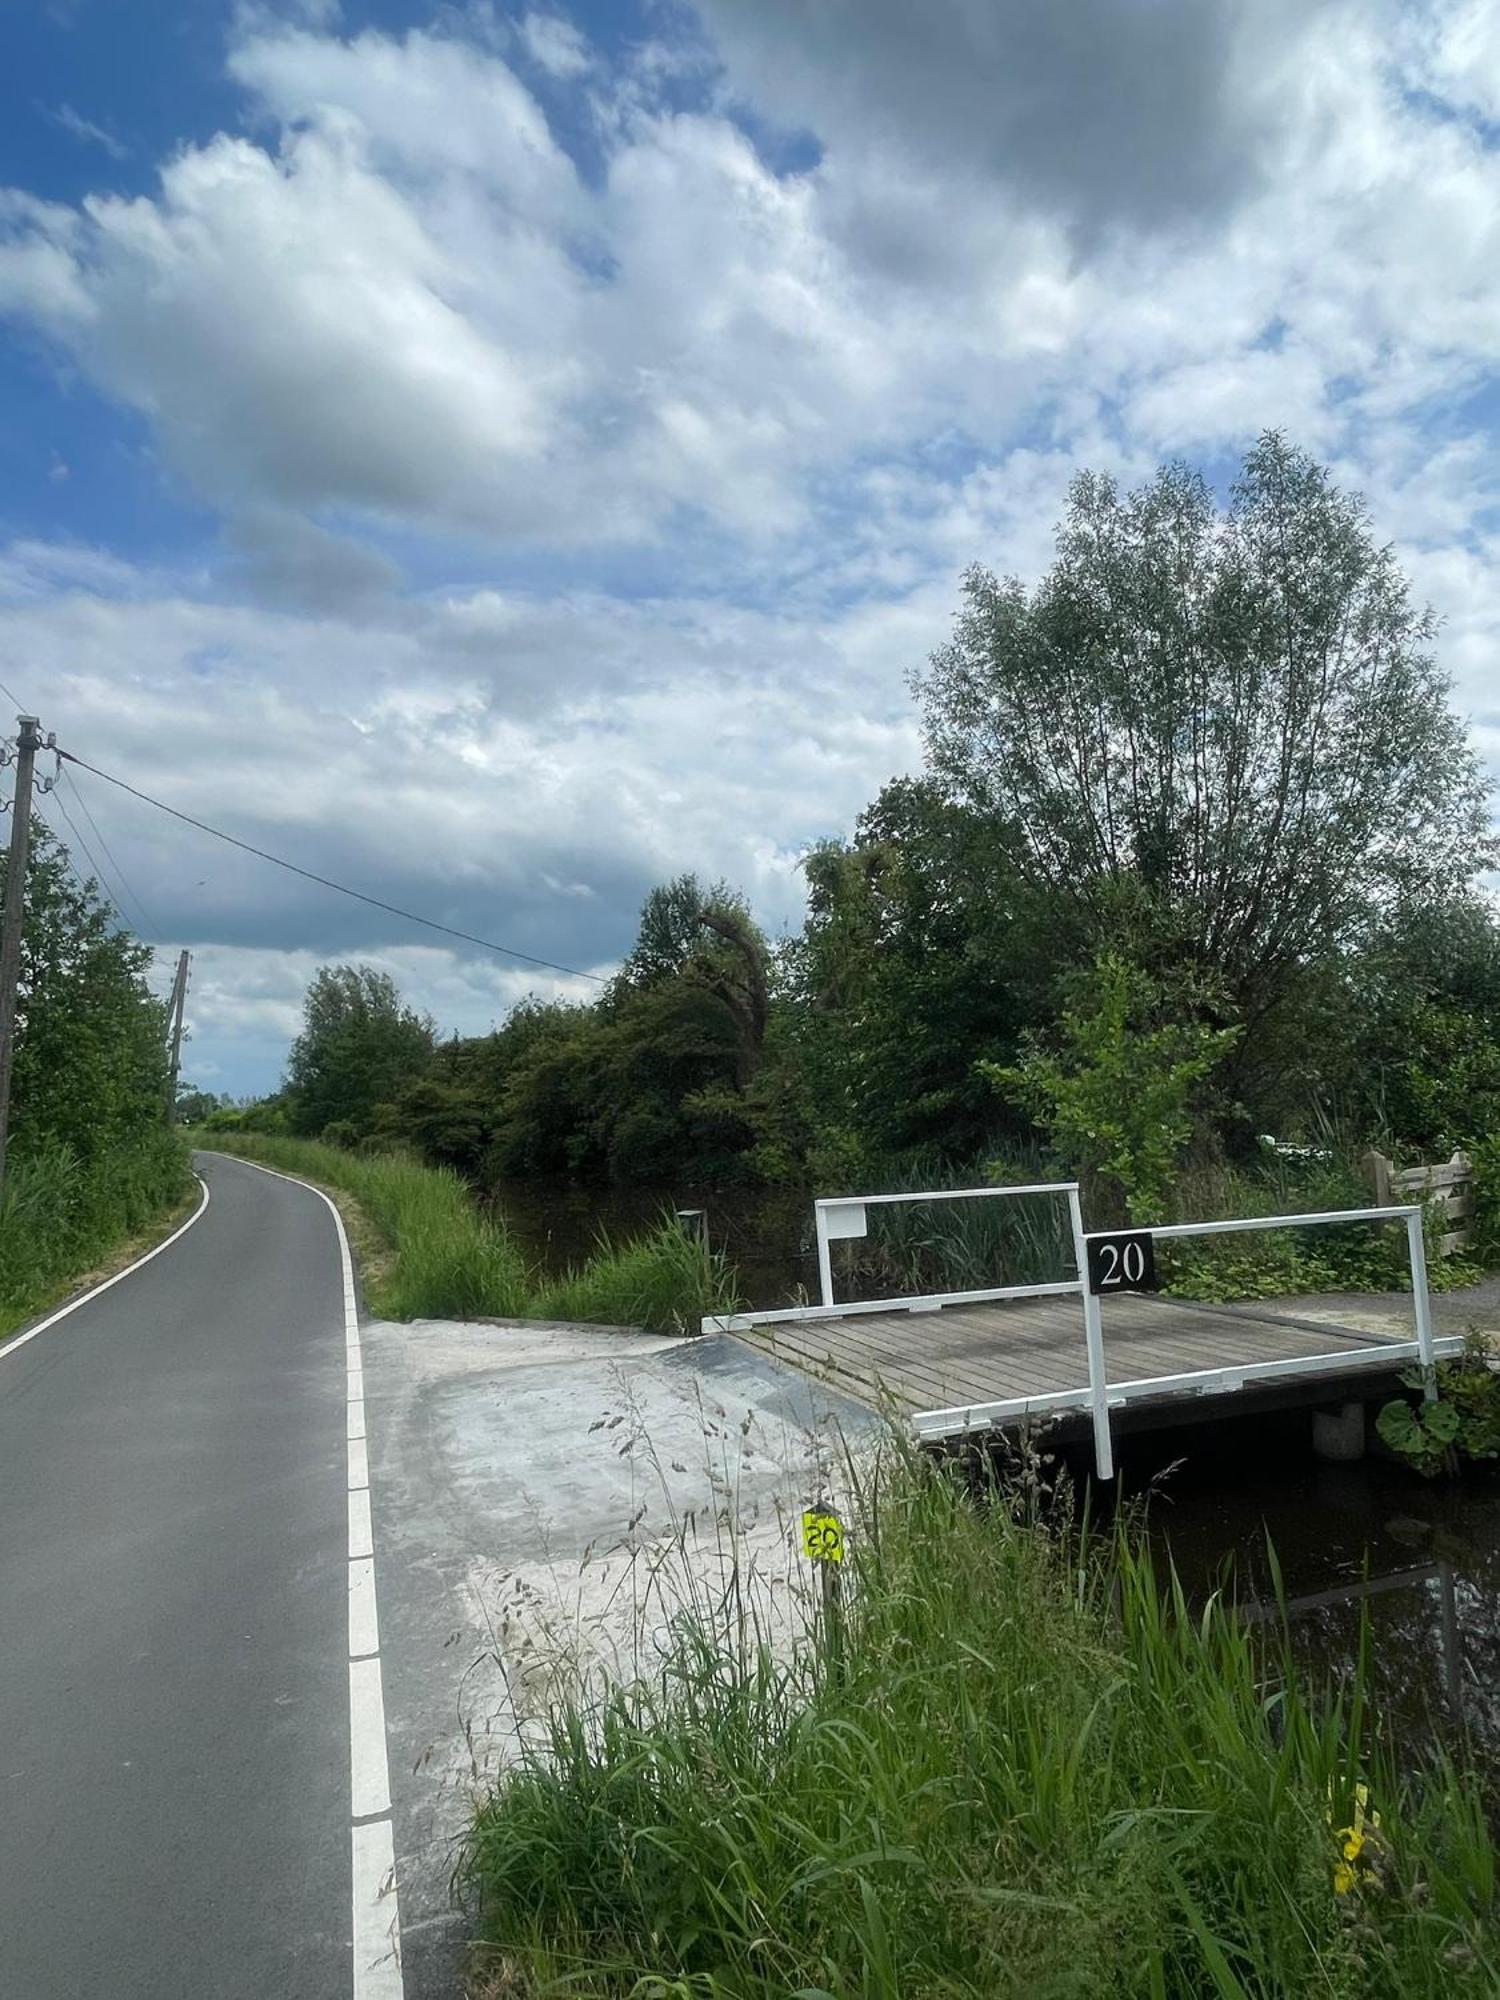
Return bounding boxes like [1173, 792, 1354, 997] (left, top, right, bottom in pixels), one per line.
[530, 1220, 742, 1329]
[0, 1129, 191, 1336]
[460, 1447, 1497, 1998]
[199, 1133, 740, 1331]
[832, 1143, 1078, 1299]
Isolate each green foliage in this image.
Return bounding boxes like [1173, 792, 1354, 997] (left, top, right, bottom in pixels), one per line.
[0, 1128, 190, 1335]
[1377, 1398, 1463, 1479]
[917, 435, 1491, 1061]
[0, 820, 189, 1334]
[285, 964, 434, 1140]
[460, 1449, 1497, 1997]
[1377, 1337, 1500, 1478]
[529, 1219, 740, 1332]
[1468, 1135, 1500, 1267]
[984, 953, 1238, 1224]
[9, 823, 171, 1163]
[174, 1086, 228, 1125]
[198, 1092, 293, 1135]
[241, 444, 1500, 1249]
[202, 1134, 740, 1332]
[364, 882, 777, 1188]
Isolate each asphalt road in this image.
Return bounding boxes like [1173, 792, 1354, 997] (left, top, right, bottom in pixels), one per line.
[0, 1152, 361, 1998]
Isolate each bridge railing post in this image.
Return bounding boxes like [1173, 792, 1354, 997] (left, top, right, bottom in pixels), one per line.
[1067, 1186, 1114, 1482]
[1404, 1206, 1438, 1402]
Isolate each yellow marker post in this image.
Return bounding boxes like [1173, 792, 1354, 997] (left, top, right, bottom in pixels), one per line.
[802, 1506, 846, 1677]
[800, 1509, 844, 1563]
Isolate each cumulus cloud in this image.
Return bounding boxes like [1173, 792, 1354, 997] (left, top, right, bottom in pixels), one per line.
[0, 1, 1498, 1092]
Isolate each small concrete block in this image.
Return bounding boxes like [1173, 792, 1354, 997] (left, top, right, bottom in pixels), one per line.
[1312, 1400, 1366, 1463]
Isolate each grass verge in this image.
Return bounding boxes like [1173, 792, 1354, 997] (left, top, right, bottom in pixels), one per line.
[196, 1133, 741, 1332]
[460, 1446, 1497, 1999]
[0, 1129, 193, 1342]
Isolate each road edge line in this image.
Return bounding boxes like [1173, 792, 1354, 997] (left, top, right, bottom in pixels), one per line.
[0, 1174, 211, 1365]
[208, 1152, 406, 2000]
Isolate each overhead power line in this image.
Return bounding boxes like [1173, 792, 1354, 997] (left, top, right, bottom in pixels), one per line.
[61, 765, 160, 940]
[43, 788, 128, 927]
[58, 748, 609, 985]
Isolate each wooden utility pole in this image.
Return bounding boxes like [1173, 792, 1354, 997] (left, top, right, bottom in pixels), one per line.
[164, 949, 191, 1123]
[0, 715, 44, 1196]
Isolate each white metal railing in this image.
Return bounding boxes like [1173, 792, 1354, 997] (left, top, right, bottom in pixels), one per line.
[913, 1204, 1459, 1481]
[701, 1180, 1087, 1331]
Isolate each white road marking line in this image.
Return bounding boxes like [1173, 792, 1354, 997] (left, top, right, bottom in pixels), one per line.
[0, 1176, 211, 1364]
[349, 1557, 380, 1659]
[349, 1657, 393, 1818]
[348, 1485, 374, 1561]
[201, 1151, 405, 1998]
[351, 1820, 404, 2000]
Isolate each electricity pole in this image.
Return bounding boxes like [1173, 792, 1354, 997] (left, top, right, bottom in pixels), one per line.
[0, 715, 44, 1196]
[163, 948, 191, 1123]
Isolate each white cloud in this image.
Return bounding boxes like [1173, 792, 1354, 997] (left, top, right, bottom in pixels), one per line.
[2, 1, 1499, 1093]
[517, 12, 592, 80]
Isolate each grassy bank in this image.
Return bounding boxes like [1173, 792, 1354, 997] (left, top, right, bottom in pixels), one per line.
[461, 1450, 1496, 1998]
[0, 1129, 193, 1340]
[197, 1133, 740, 1332]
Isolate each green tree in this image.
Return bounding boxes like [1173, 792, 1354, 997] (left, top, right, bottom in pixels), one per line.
[8, 822, 170, 1162]
[781, 781, 1045, 1166]
[917, 435, 1492, 1069]
[286, 964, 434, 1139]
[984, 953, 1239, 1223]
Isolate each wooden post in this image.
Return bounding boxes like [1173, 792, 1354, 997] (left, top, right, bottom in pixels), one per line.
[1361, 1147, 1394, 1207]
[163, 949, 191, 1122]
[0, 715, 43, 1197]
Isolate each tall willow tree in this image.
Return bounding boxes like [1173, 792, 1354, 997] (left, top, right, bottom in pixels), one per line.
[916, 434, 1491, 1039]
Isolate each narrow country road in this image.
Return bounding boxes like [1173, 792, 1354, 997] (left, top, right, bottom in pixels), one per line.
[0, 1152, 400, 1999]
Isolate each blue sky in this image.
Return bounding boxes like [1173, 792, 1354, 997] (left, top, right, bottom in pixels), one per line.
[1, 0, 1499, 1094]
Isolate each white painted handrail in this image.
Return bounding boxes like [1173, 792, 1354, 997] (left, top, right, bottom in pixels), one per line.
[811, 1178, 1083, 1312]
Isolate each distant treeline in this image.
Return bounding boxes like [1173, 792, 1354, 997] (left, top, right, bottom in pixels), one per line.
[205, 438, 1500, 1229]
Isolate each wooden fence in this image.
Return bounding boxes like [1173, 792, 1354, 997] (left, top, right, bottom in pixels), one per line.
[1362, 1148, 1474, 1258]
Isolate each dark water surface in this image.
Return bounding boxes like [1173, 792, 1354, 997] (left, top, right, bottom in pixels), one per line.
[1131, 1410, 1500, 1768]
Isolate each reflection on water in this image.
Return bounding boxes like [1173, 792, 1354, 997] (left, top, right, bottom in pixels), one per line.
[1138, 1415, 1500, 1772]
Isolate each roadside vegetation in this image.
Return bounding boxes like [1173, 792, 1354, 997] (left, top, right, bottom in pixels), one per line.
[0, 824, 189, 1339]
[206, 438, 1500, 1303]
[199, 1131, 739, 1332]
[461, 1446, 1499, 1998]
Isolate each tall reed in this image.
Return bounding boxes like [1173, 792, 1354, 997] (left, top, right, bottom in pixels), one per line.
[461, 1447, 1497, 1998]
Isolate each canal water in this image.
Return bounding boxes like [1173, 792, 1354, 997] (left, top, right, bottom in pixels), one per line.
[1118, 1406, 1500, 1779]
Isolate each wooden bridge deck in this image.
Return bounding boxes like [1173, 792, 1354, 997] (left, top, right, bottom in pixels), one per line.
[728, 1291, 1413, 1427]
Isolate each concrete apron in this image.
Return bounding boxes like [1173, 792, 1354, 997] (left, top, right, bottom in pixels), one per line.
[359, 1315, 877, 1994]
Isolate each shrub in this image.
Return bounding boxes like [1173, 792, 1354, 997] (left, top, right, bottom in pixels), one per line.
[0, 1129, 191, 1334]
[983, 953, 1238, 1225]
